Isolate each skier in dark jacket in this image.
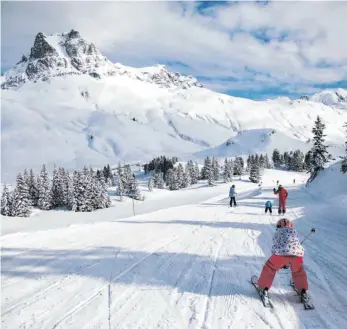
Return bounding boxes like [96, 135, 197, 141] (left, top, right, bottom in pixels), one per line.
[229, 185, 237, 207]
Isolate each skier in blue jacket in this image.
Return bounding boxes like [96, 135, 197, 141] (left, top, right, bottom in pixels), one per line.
[265, 200, 272, 214]
[229, 185, 237, 207]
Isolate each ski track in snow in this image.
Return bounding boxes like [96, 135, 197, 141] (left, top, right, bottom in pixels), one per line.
[1, 170, 347, 329]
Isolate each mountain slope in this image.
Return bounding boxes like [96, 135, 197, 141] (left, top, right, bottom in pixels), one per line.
[1, 30, 347, 182]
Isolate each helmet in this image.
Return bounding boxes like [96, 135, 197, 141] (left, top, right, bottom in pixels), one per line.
[232, 185, 235, 188]
[276, 218, 293, 228]
[278, 184, 283, 189]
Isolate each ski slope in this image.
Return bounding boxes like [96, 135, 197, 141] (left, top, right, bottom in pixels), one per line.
[2, 169, 347, 329]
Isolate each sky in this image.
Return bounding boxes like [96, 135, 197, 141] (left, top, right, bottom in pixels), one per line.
[1, 1, 347, 100]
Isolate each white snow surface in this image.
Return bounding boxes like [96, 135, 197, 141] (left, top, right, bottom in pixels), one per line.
[1, 169, 347, 329]
[1, 30, 347, 182]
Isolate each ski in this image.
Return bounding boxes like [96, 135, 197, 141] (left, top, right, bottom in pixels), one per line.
[289, 279, 315, 310]
[251, 275, 273, 308]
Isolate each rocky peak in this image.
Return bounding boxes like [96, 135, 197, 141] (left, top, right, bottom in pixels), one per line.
[30, 32, 58, 59]
[1, 29, 202, 90]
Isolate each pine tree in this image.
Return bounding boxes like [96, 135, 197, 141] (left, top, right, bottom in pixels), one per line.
[1, 184, 12, 216]
[341, 122, 347, 174]
[264, 154, 271, 169]
[95, 175, 111, 208]
[11, 173, 31, 217]
[186, 161, 195, 184]
[148, 177, 154, 191]
[177, 163, 185, 188]
[116, 163, 125, 198]
[291, 150, 304, 172]
[27, 169, 39, 206]
[234, 157, 244, 177]
[51, 166, 65, 208]
[223, 158, 230, 183]
[129, 174, 141, 199]
[123, 165, 133, 195]
[212, 157, 220, 181]
[246, 155, 252, 172]
[259, 154, 265, 168]
[153, 171, 165, 189]
[194, 163, 200, 183]
[249, 159, 261, 183]
[311, 116, 331, 174]
[65, 171, 74, 210]
[37, 165, 52, 210]
[272, 149, 281, 167]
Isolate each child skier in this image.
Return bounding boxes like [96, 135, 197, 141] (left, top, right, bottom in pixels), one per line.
[265, 200, 272, 214]
[229, 184, 237, 207]
[273, 184, 288, 214]
[256, 218, 309, 302]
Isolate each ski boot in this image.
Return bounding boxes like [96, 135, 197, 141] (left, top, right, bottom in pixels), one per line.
[300, 289, 310, 304]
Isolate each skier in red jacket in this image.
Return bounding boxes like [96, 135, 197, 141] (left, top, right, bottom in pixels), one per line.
[273, 185, 288, 215]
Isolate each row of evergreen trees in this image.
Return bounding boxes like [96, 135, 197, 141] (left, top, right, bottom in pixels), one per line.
[143, 156, 178, 179]
[272, 149, 307, 171]
[1, 165, 111, 217]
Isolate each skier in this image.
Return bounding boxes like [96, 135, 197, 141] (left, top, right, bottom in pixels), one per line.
[229, 184, 237, 207]
[273, 184, 288, 214]
[256, 218, 309, 302]
[265, 200, 272, 214]
[293, 178, 296, 184]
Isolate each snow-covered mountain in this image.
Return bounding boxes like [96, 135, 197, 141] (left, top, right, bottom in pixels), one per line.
[309, 89, 347, 109]
[1, 30, 347, 182]
[1, 30, 201, 90]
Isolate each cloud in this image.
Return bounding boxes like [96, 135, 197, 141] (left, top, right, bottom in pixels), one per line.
[1, 1, 346, 98]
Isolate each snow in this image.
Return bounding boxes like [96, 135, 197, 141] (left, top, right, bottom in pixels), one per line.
[1, 29, 347, 183]
[2, 168, 347, 329]
[2, 72, 347, 183]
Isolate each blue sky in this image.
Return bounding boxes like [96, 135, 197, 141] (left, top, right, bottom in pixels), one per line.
[1, 1, 347, 100]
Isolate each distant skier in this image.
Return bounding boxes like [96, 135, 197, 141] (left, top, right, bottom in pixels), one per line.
[293, 179, 296, 184]
[276, 180, 279, 185]
[273, 184, 288, 214]
[256, 218, 309, 302]
[265, 200, 272, 214]
[229, 184, 237, 207]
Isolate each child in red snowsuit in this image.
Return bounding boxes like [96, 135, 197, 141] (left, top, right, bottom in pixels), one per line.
[273, 185, 288, 215]
[257, 218, 309, 300]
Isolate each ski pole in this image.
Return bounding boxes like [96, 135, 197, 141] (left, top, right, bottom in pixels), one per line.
[301, 228, 316, 245]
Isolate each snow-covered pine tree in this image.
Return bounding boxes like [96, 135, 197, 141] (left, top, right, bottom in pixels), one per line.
[65, 171, 74, 210]
[51, 166, 65, 208]
[37, 165, 52, 210]
[259, 154, 265, 168]
[181, 167, 191, 188]
[177, 163, 185, 188]
[291, 150, 304, 172]
[194, 163, 200, 183]
[212, 157, 220, 181]
[310, 116, 331, 174]
[116, 163, 125, 198]
[246, 155, 252, 172]
[228, 159, 234, 179]
[272, 149, 281, 167]
[153, 171, 165, 189]
[148, 177, 154, 191]
[1, 184, 12, 216]
[71, 170, 83, 212]
[95, 175, 111, 208]
[129, 174, 141, 199]
[201, 157, 212, 180]
[234, 157, 244, 177]
[264, 154, 271, 169]
[223, 158, 230, 183]
[123, 165, 133, 195]
[186, 161, 195, 184]
[11, 173, 32, 217]
[341, 122, 347, 174]
[249, 159, 261, 183]
[27, 169, 39, 206]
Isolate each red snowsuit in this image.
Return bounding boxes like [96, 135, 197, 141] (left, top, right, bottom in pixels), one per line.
[274, 187, 288, 213]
